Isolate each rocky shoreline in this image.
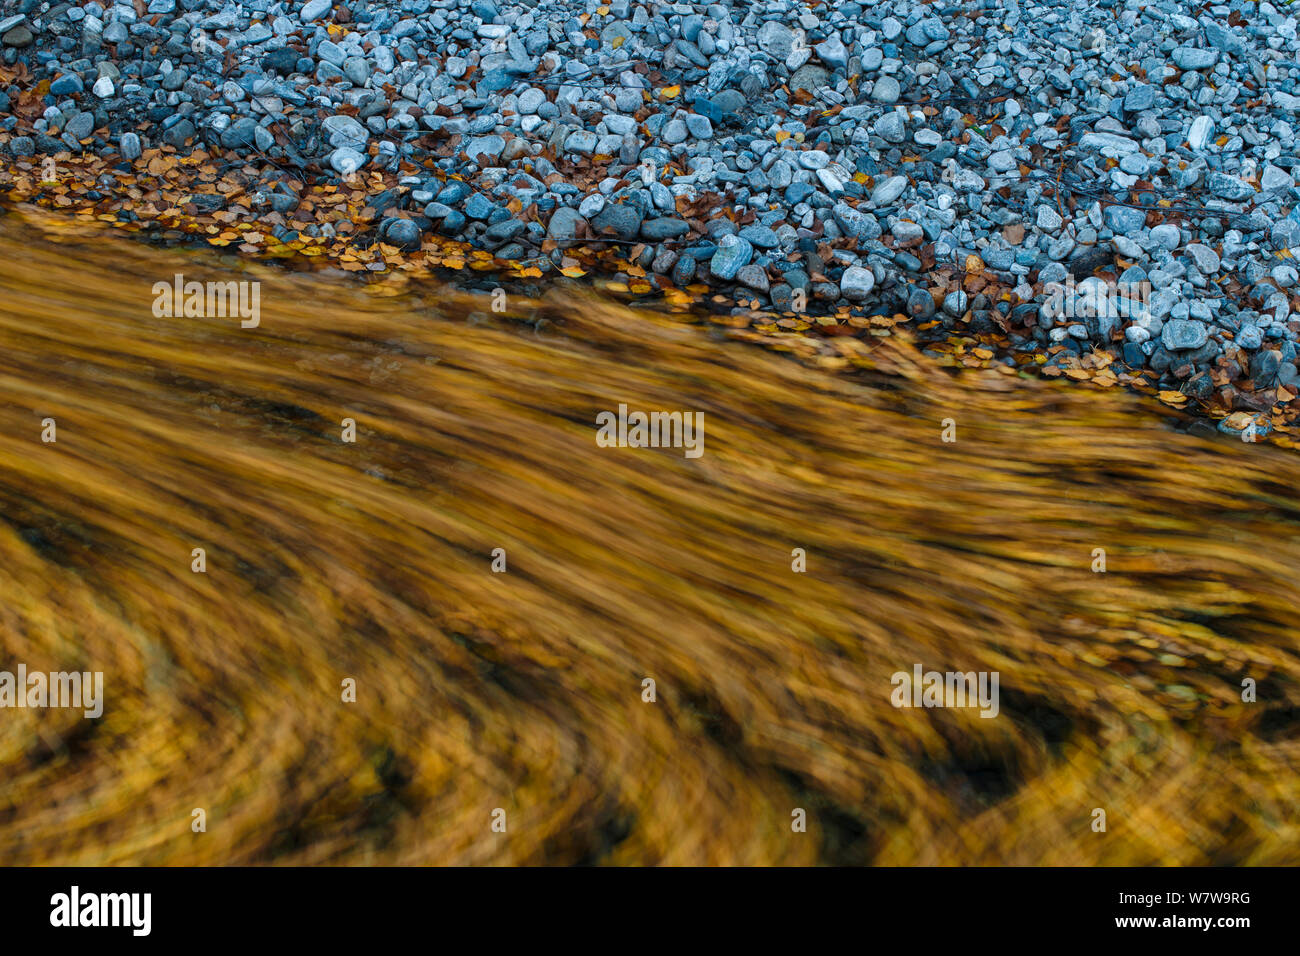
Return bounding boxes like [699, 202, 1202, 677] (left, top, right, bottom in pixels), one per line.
[4, 1, 1300, 440]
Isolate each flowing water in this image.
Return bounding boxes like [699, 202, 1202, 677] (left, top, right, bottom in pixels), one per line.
[1, 207, 1298, 865]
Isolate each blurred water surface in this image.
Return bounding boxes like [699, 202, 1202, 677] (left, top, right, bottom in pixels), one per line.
[0, 209, 1298, 865]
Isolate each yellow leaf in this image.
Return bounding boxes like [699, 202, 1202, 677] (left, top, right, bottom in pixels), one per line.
[559, 266, 586, 277]
[612, 36, 624, 48]
[1222, 411, 1255, 429]
[1157, 390, 1188, 405]
[659, 85, 681, 100]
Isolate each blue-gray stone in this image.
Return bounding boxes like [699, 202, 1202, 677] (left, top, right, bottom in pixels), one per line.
[485, 219, 525, 245]
[301, 0, 332, 20]
[870, 175, 908, 206]
[1184, 243, 1221, 274]
[119, 132, 142, 161]
[757, 22, 795, 59]
[565, 130, 599, 155]
[1237, 325, 1263, 350]
[479, 69, 512, 92]
[322, 114, 368, 149]
[1202, 20, 1246, 57]
[1273, 207, 1300, 248]
[1162, 319, 1208, 351]
[685, 114, 713, 139]
[815, 35, 848, 71]
[1104, 205, 1147, 235]
[465, 193, 496, 220]
[739, 224, 779, 249]
[641, 217, 690, 240]
[438, 209, 467, 235]
[591, 202, 643, 240]
[831, 202, 882, 241]
[546, 206, 586, 242]
[735, 264, 769, 293]
[710, 234, 753, 280]
[874, 112, 905, 143]
[317, 40, 346, 67]
[50, 74, 84, 96]
[162, 119, 196, 148]
[381, 217, 422, 251]
[662, 119, 688, 144]
[785, 182, 815, 205]
[1172, 47, 1218, 70]
[907, 286, 937, 318]
[1119, 153, 1149, 176]
[436, 181, 472, 205]
[840, 266, 874, 300]
[693, 98, 727, 124]
[64, 111, 95, 142]
[1206, 172, 1254, 201]
[1123, 84, 1156, 111]
[464, 135, 505, 164]
[221, 117, 259, 148]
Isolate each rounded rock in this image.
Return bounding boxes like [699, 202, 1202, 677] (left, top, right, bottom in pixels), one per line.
[839, 266, 875, 301]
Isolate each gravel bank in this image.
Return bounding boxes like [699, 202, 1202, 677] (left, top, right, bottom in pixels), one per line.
[5, 0, 1300, 428]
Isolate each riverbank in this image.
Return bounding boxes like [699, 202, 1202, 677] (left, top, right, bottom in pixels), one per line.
[5, 193, 1299, 448]
[4, 2, 1300, 444]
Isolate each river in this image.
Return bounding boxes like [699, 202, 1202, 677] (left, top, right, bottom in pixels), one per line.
[1, 206, 1297, 865]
